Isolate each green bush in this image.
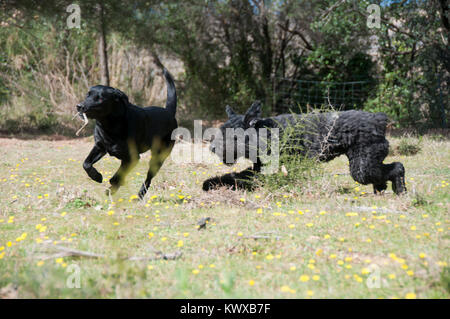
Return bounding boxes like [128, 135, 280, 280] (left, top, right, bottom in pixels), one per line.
[258, 113, 322, 193]
[396, 137, 422, 156]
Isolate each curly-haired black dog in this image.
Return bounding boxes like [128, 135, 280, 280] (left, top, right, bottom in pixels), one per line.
[76, 69, 177, 199]
[203, 101, 406, 194]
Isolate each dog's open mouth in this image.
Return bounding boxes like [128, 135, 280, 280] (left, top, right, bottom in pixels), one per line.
[74, 112, 89, 136]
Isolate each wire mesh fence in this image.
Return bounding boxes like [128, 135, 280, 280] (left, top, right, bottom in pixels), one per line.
[272, 77, 375, 113]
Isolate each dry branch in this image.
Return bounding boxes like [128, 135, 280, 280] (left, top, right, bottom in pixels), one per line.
[35, 244, 182, 261]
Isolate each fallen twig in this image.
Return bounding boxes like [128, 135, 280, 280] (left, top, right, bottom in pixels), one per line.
[245, 235, 281, 240]
[128, 251, 182, 261]
[34, 244, 182, 261]
[349, 206, 408, 214]
[244, 232, 282, 240]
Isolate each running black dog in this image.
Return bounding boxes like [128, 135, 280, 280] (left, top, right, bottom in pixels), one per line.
[204, 101, 406, 195]
[76, 69, 177, 199]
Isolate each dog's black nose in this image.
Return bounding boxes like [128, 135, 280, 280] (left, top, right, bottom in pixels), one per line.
[76, 104, 84, 112]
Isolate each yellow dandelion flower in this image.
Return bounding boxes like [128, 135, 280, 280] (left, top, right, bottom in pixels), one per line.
[405, 292, 416, 299]
[280, 285, 291, 292]
[299, 275, 310, 282]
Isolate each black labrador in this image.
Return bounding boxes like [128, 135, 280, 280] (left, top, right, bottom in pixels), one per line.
[76, 69, 177, 199]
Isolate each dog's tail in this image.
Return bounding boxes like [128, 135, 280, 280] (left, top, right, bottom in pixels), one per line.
[163, 68, 177, 116]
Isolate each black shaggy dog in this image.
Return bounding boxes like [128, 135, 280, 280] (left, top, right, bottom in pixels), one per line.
[76, 69, 177, 199]
[203, 101, 406, 194]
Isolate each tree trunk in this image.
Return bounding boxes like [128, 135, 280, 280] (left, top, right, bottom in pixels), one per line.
[97, 3, 109, 86]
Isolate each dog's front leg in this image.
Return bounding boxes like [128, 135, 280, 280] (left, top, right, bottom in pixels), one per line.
[108, 158, 138, 195]
[83, 145, 106, 183]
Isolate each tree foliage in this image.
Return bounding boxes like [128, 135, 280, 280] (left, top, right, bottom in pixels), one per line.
[0, 0, 448, 130]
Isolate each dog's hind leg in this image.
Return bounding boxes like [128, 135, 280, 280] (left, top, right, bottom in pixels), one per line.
[108, 157, 139, 195]
[83, 144, 106, 183]
[347, 141, 406, 195]
[138, 137, 175, 199]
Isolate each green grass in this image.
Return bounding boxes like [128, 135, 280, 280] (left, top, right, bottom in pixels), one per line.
[0, 136, 449, 299]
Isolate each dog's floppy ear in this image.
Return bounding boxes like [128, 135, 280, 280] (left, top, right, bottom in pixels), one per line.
[225, 105, 236, 118]
[243, 100, 262, 127]
[112, 88, 129, 105]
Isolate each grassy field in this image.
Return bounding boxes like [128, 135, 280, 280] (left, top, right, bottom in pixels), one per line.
[0, 135, 449, 299]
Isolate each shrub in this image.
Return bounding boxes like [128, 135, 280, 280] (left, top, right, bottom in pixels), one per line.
[258, 112, 322, 194]
[396, 137, 422, 156]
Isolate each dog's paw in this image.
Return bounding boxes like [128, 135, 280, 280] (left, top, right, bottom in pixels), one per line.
[202, 178, 220, 191]
[87, 170, 103, 183]
[93, 173, 103, 183]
